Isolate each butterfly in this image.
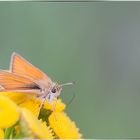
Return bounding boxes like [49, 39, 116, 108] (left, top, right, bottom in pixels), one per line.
[0, 52, 73, 114]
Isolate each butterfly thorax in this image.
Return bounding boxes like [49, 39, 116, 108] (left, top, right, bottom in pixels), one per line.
[40, 82, 62, 103]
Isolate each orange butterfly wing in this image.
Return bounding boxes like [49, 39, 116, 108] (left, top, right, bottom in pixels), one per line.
[0, 71, 40, 91]
[10, 53, 52, 88]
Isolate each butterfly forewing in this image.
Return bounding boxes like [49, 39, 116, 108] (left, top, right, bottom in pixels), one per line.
[10, 53, 52, 88]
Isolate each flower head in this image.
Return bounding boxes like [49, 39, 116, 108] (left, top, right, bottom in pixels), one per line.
[0, 95, 19, 128]
[49, 112, 82, 139]
[20, 108, 54, 138]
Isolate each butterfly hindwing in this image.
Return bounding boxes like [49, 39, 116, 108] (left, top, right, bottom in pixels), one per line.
[0, 71, 41, 92]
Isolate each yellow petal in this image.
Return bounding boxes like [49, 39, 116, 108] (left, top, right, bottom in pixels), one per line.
[0, 92, 31, 104]
[49, 112, 82, 139]
[20, 108, 53, 138]
[43, 98, 65, 112]
[0, 129, 4, 139]
[0, 95, 19, 128]
[19, 97, 40, 117]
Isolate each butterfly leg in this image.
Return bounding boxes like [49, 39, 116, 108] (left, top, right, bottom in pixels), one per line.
[52, 98, 58, 121]
[37, 97, 46, 118]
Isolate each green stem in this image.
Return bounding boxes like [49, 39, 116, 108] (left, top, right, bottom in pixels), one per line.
[4, 127, 14, 139]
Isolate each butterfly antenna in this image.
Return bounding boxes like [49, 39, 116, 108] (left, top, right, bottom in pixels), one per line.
[66, 92, 76, 109]
[60, 81, 75, 87]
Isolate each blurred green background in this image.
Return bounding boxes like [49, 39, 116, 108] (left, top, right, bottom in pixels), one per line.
[0, 2, 140, 138]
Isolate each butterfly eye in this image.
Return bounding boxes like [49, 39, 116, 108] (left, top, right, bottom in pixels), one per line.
[51, 88, 56, 93]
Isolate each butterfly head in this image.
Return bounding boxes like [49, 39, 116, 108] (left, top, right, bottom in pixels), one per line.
[46, 82, 74, 103]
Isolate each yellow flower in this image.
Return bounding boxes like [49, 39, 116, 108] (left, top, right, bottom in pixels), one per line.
[49, 112, 82, 139]
[0, 129, 4, 139]
[20, 108, 54, 138]
[0, 95, 19, 128]
[0, 92, 65, 116]
[0, 92, 82, 139]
